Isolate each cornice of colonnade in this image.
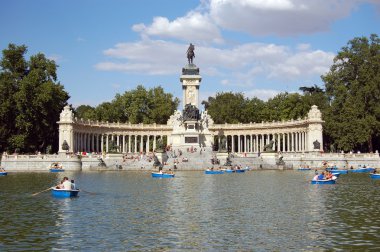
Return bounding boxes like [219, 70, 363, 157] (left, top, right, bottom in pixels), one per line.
[209, 117, 322, 131]
[70, 118, 172, 134]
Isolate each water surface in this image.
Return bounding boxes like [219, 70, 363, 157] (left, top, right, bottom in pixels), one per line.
[1, 171, 380, 251]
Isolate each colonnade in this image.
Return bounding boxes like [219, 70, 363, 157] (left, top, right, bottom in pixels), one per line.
[216, 131, 308, 153]
[73, 132, 167, 154]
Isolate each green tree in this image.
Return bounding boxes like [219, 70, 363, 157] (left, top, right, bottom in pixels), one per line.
[203, 92, 249, 124]
[75, 105, 96, 120]
[322, 34, 380, 152]
[265, 92, 310, 121]
[77, 85, 179, 124]
[0, 44, 69, 153]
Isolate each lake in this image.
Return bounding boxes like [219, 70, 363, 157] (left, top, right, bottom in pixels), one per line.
[1, 170, 380, 251]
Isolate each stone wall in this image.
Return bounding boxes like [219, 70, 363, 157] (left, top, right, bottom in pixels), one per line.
[1, 154, 82, 171]
[2, 152, 380, 171]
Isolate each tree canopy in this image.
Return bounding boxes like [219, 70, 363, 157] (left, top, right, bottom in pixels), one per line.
[75, 85, 180, 124]
[322, 34, 380, 152]
[0, 44, 69, 153]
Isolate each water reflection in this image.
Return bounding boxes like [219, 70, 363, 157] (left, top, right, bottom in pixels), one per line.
[0, 171, 380, 250]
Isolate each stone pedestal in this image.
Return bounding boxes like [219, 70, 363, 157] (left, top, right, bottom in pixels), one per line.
[260, 152, 278, 168]
[216, 152, 229, 166]
[155, 152, 165, 165]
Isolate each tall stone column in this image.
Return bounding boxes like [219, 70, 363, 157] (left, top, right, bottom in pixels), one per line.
[146, 135, 150, 152]
[231, 135, 235, 153]
[106, 134, 109, 153]
[58, 106, 75, 153]
[128, 135, 131, 153]
[134, 135, 137, 153]
[101, 134, 104, 153]
[153, 135, 156, 151]
[307, 106, 324, 151]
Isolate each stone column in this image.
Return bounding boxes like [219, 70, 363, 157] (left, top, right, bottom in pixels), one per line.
[128, 135, 131, 153]
[140, 135, 143, 153]
[146, 135, 150, 153]
[238, 135, 241, 153]
[153, 135, 156, 151]
[134, 135, 137, 153]
[101, 134, 104, 153]
[231, 135, 235, 153]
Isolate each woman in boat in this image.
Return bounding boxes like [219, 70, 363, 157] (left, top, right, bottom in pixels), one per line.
[325, 171, 333, 180]
[0, 167, 5, 172]
[313, 173, 319, 181]
[61, 177, 72, 190]
[317, 172, 325, 180]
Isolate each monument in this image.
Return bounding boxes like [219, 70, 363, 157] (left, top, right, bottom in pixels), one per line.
[168, 43, 213, 150]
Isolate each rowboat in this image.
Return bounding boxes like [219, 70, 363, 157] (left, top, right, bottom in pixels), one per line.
[0, 172, 7, 176]
[330, 170, 348, 174]
[326, 167, 338, 171]
[50, 168, 65, 172]
[311, 178, 337, 184]
[205, 170, 224, 174]
[370, 174, 380, 179]
[349, 167, 375, 173]
[235, 169, 245, 173]
[298, 168, 311, 171]
[224, 169, 235, 173]
[51, 187, 79, 198]
[50, 162, 64, 172]
[332, 172, 341, 177]
[151, 172, 175, 178]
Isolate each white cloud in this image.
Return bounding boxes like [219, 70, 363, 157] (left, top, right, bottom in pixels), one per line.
[245, 89, 281, 101]
[96, 39, 334, 86]
[132, 11, 223, 44]
[47, 54, 63, 62]
[208, 0, 377, 36]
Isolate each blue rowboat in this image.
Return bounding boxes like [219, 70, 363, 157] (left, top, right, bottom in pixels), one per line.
[370, 174, 380, 179]
[298, 168, 311, 171]
[330, 170, 348, 174]
[332, 172, 341, 177]
[235, 169, 245, 173]
[50, 168, 65, 172]
[326, 167, 338, 171]
[224, 169, 235, 173]
[205, 170, 224, 174]
[311, 179, 337, 185]
[51, 188, 79, 198]
[0, 172, 8, 176]
[349, 168, 375, 173]
[151, 172, 175, 178]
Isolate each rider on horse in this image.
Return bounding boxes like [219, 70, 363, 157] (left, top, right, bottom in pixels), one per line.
[187, 43, 195, 64]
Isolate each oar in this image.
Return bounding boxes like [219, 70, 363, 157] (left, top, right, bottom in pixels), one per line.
[32, 187, 52, 196]
[80, 189, 97, 195]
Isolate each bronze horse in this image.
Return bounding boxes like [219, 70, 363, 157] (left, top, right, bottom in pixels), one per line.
[187, 43, 195, 64]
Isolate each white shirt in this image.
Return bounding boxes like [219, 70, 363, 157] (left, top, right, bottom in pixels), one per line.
[62, 180, 72, 190]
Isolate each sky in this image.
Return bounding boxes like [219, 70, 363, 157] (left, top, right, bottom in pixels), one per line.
[1, 0, 380, 109]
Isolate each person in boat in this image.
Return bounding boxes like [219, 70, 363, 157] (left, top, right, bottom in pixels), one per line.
[372, 169, 377, 174]
[317, 172, 325, 180]
[61, 177, 72, 190]
[71, 180, 76, 190]
[0, 167, 5, 172]
[313, 173, 319, 181]
[325, 171, 333, 180]
[167, 169, 174, 174]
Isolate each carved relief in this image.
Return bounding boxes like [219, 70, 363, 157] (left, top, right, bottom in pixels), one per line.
[186, 85, 196, 104]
